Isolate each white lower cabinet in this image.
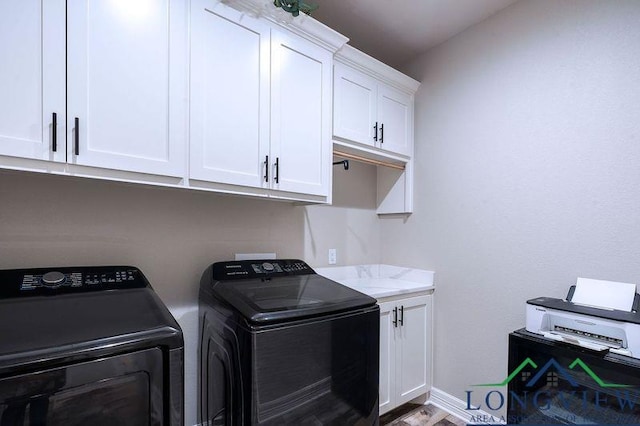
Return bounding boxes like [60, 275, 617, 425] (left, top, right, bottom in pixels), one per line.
[378, 293, 432, 415]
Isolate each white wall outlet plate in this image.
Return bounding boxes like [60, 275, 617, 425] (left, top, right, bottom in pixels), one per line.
[328, 248, 337, 265]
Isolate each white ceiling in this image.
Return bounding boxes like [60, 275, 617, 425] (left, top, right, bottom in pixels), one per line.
[312, 0, 519, 69]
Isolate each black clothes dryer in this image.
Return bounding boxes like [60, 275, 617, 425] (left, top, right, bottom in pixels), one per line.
[0, 266, 183, 426]
[199, 259, 380, 425]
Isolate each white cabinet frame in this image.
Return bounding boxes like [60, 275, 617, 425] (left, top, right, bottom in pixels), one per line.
[378, 293, 433, 415]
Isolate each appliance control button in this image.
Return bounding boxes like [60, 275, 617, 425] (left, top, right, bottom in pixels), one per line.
[261, 262, 275, 272]
[41, 271, 66, 287]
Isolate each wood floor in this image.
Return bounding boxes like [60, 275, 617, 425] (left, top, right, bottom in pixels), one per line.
[380, 403, 466, 426]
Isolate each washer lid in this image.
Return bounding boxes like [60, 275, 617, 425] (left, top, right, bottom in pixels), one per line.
[211, 274, 377, 324]
[0, 266, 182, 368]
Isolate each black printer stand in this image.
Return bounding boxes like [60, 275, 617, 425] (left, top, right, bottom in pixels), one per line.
[507, 329, 640, 424]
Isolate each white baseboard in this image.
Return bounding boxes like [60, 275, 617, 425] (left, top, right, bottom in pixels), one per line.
[428, 387, 505, 425]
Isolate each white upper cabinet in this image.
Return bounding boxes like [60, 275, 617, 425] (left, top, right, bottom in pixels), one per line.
[333, 61, 414, 157]
[67, 0, 186, 177]
[333, 64, 377, 146]
[333, 45, 420, 214]
[0, 0, 186, 176]
[270, 30, 332, 197]
[189, 0, 270, 188]
[0, 0, 65, 163]
[190, 0, 340, 199]
[0, 0, 346, 204]
[377, 85, 412, 156]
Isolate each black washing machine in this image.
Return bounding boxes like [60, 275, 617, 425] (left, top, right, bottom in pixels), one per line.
[199, 259, 380, 425]
[0, 266, 183, 426]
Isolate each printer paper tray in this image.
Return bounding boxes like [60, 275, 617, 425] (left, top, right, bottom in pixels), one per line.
[542, 331, 633, 356]
[542, 331, 612, 352]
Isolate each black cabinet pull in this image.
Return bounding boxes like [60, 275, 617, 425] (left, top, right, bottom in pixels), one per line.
[399, 305, 404, 326]
[264, 155, 269, 182]
[74, 117, 80, 155]
[274, 157, 279, 183]
[373, 122, 378, 141]
[392, 307, 398, 327]
[380, 123, 384, 144]
[52, 112, 57, 152]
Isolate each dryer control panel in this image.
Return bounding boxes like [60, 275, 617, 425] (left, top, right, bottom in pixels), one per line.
[211, 259, 315, 280]
[0, 266, 147, 298]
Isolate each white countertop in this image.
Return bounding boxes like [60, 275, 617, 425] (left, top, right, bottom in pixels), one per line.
[314, 264, 434, 299]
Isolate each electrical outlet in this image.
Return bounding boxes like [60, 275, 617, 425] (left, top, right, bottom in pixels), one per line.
[328, 248, 337, 265]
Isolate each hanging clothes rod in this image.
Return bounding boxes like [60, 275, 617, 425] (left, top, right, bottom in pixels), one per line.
[333, 150, 406, 171]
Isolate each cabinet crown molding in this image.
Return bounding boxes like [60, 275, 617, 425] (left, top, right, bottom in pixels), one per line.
[219, 0, 348, 53]
[336, 45, 420, 95]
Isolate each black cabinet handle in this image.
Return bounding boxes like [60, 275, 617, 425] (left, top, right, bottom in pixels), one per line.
[373, 122, 378, 142]
[74, 117, 80, 155]
[274, 157, 279, 183]
[52, 112, 57, 152]
[399, 305, 404, 326]
[264, 155, 269, 182]
[392, 307, 398, 327]
[380, 123, 384, 144]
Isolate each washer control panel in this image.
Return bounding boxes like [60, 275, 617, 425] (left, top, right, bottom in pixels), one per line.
[0, 266, 147, 298]
[212, 259, 314, 280]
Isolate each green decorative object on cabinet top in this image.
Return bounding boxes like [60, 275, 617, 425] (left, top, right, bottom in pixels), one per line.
[273, 0, 318, 17]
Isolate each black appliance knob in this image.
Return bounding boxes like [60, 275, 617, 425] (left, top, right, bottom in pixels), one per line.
[41, 271, 66, 287]
[262, 262, 275, 272]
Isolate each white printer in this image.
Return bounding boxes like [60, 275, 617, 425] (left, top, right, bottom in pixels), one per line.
[526, 279, 640, 359]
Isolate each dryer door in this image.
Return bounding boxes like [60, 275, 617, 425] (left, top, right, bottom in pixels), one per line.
[0, 348, 164, 426]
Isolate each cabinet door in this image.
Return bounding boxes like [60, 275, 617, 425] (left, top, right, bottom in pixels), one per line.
[333, 64, 377, 147]
[0, 0, 65, 163]
[396, 294, 430, 406]
[377, 84, 412, 156]
[67, 0, 186, 176]
[189, 0, 270, 188]
[270, 30, 332, 197]
[378, 300, 397, 415]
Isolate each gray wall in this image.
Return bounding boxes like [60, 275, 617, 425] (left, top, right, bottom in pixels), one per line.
[305, 161, 381, 266]
[382, 0, 640, 411]
[0, 161, 380, 300]
[0, 170, 305, 306]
